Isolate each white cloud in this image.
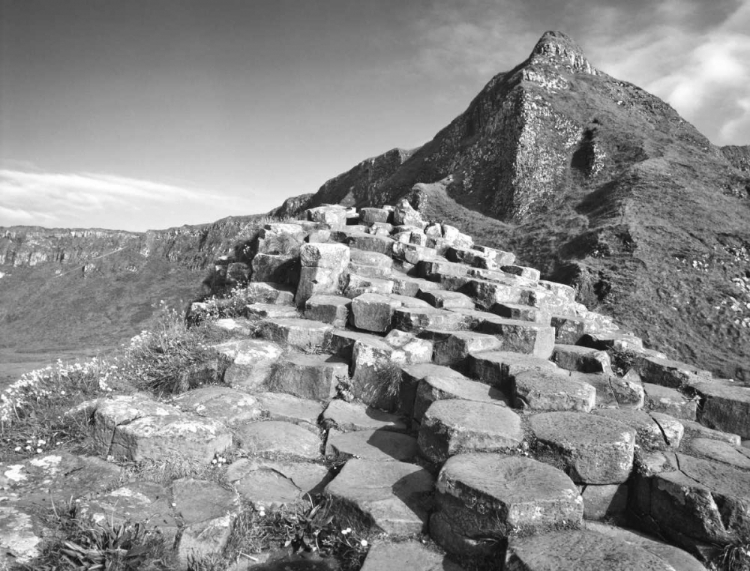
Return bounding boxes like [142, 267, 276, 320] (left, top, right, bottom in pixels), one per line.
[408, 0, 750, 145]
[0, 168, 259, 230]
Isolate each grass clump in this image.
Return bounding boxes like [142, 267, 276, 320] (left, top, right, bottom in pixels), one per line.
[21, 502, 173, 571]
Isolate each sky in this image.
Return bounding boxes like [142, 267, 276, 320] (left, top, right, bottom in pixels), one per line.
[1, 0, 748, 231]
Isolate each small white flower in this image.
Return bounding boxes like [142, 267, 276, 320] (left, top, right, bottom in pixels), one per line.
[14, 446, 20, 452]
[36, 448, 42, 454]
[360, 540, 368, 547]
[341, 528, 351, 535]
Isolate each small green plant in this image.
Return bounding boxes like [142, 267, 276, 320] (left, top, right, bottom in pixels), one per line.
[719, 541, 750, 571]
[608, 347, 638, 376]
[22, 501, 172, 571]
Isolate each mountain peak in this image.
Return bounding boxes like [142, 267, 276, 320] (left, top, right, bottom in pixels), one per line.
[529, 31, 595, 74]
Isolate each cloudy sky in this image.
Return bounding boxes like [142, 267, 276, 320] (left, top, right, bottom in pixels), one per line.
[1, 0, 748, 231]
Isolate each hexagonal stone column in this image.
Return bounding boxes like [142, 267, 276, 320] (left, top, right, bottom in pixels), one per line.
[431, 454, 582, 558]
[513, 370, 595, 412]
[418, 399, 524, 463]
[530, 412, 636, 484]
[324, 459, 434, 536]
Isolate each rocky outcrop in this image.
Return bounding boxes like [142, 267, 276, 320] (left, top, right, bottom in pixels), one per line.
[8, 202, 744, 569]
[268, 31, 750, 384]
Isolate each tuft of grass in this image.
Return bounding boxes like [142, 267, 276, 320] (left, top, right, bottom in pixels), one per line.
[719, 541, 750, 571]
[0, 355, 121, 461]
[20, 500, 173, 571]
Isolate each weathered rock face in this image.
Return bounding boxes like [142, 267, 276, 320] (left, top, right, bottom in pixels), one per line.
[266, 30, 750, 383]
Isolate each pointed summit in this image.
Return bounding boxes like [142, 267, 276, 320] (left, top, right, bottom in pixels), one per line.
[529, 31, 596, 75]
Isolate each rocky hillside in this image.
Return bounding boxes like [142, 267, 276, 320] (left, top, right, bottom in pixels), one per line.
[272, 31, 750, 382]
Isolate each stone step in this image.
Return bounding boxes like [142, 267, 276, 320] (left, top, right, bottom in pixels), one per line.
[350, 334, 432, 410]
[171, 386, 263, 427]
[417, 289, 475, 310]
[505, 529, 685, 571]
[632, 451, 750, 551]
[684, 437, 750, 471]
[431, 454, 582, 558]
[267, 353, 348, 401]
[351, 292, 401, 332]
[392, 306, 469, 333]
[592, 408, 682, 451]
[325, 429, 418, 462]
[70, 395, 232, 464]
[243, 282, 296, 305]
[306, 205, 348, 228]
[235, 420, 322, 460]
[643, 382, 698, 420]
[211, 338, 284, 393]
[348, 261, 393, 279]
[550, 314, 586, 344]
[344, 232, 394, 255]
[304, 294, 351, 327]
[391, 274, 443, 297]
[418, 329, 502, 368]
[513, 370, 596, 412]
[255, 392, 325, 428]
[418, 399, 524, 463]
[245, 302, 299, 319]
[530, 412, 636, 484]
[500, 264, 540, 281]
[551, 344, 612, 374]
[296, 242, 351, 307]
[324, 459, 434, 536]
[584, 522, 707, 571]
[399, 363, 468, 421]
[689, 379, 750, 439]
[344, 273, 395, 297]
[464, 277, 534, 308]
[577, 483, 628, 522]
[321, 399, 407, 433]
[413, 372, 508, 424]
[490, 301, 549, 323]
[580, 331, 644, 352]
[251, 253, 298, 284]
[360, 541, 460, 571]
[359, 207, 391, 225]
[468, 350, 560, 393]
[226, 457, 331, 510]
[258, 317, 333, 353]
[568, 371, 619, 409]
[633, 355, 713, 389]
[475, 315, 555, 358]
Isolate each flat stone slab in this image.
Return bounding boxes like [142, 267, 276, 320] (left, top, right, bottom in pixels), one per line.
[419, 399, 524, 463]
[568, 371, 619, 409]
[325, 429, 418, 462]
[550, 314, 586, 344]
[305, 294, 351, 327]
[681, 418, 741, 446]
[592, 409, 678, 451]
[244, 282, 296, 305]
[643, 382, 697, 420]
[513, 370, 596, 412]
[399, 363, 468, 420]
[552, 344, 612, 374]
[227, 458, 330, 509]
[530, 412, 636, 484]
[413, 373, 508, 424]
[391, 275, 443, 297]
[246, 303, 300, 319]
[259, 318, 333, 353]
[213, 339, 284, 392]
[475, 316, 555, 358]
[173, 478, 240, 525]
[351, 293, 401, 332]
[322, 400, 407, 432]
[638, 453, 750, 546]
[690, 380, 750, 439]
[172, 386, 263, 427]
[432, 454, 582, 557]
[228, 458, 330, 497]
[361, 541, 461, 571]
[505, 530, 675, 570]
[236, 421, 322, 460]
[344, 273, 395, 298]
[255, 392, 324, 429]
[578, 483, 628, 521]
[685, 438, 750, 471]
[418, 289, 475, 310]
[392, 307, 468, 333]
[584, 522, 707, 571]
[269, 353, 348, 401]
[491, 302, 548, 323]
[634, 355, 711, 389]
[72, 395, 232, 463]
[419, 330, 502, 367]
[324, 459, 434, 536]
[468, 350, 559, 392]
[80, 481, 178, 534]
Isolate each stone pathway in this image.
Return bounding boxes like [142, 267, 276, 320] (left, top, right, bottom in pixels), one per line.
[5, 201, 742, 570]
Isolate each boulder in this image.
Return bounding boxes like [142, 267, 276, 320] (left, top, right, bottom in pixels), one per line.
[468, 350, 559, 392]
[513, 370, 596, 412]
[304, 294, 351, 327]
[268, 353, 348, 401]
[236, 421, 322, 460]
[259, 318, 333, 353]
[351, 293, 401, 332]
